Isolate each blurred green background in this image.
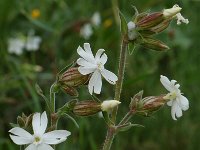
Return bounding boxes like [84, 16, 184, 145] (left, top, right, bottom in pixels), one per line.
[0, 0, 200, 149]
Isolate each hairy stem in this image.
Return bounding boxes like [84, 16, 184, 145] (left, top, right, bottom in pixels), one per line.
[118, 111, 134, 126]
[102, 36, 128, 150]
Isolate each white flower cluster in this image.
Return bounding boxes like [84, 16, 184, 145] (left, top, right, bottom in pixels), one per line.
[8, 30, 41, 55]
[80, 12, 101, 39]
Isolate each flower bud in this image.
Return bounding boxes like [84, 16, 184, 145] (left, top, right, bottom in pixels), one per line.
[61, 84, 79, 97]
[137, 95, 166, 116]
[101, 100, 121, 112]
[17, 113, 32, 128]
[136, 12, 164, 30]
[58, 67, 89, 87]
[73, 100, 101, 116]
[140, 37, 169, 51]
[163, 4, 182, 18]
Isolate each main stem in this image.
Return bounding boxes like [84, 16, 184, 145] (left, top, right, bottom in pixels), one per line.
[102, 36, 128, 150]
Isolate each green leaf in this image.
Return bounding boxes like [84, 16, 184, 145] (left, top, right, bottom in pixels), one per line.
[128, 43, 136, 55]
[119, 10, 128, 35]
[57, 99, 78, 115]
[117, 122, 144, 132]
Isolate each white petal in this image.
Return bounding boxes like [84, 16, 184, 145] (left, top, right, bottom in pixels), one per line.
[37, 144, 54, 150]
[95, 49, 105, 61]
[43, 130, 71, 145]
[94, 72, 102, 94]
[77, 58, 96, 68]
[171, 101, 177, 120]
[77, 46, 95, 63]
[175, 103, 183, 118]
[88, 70, 101, 95]
[40, 111, 48, 135]
[101, 69, 118, 85]
[25, 144, 37, 150]
[9, 135, 33, 145]
[167, 100, 173, 106]
[78, 66, 96, 75]
[178, 95, 189, 111]
[84, 43, 93, 55]
[32, 112, 40, 135]
[9, 127, 32, 139]
[99, 53, 108, 65]
[32, 112, 47, 135]
[160, 75, 174, 92]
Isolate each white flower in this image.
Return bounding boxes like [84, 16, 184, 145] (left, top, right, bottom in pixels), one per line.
[160, 75, 189, 120]
[127, 21, 137, 40]
[163, 4, 182, 18]
[101, 100, 121, 112]
[8, 38, 25, 55]
[80, 23, 93, 40]
[25, 31, 42, 51]
[163, 4, 189, 25]
[77, 43, 118, 95]
[91, 12, 101, 26]
[9, 111, 71, 150]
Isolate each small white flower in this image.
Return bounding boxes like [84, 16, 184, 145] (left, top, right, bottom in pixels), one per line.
[25, 31, 42, 51]
[91, 12, 101, 26]
[163, 4, 182, 18]
[9, 111, 71, 150]
[160, 75, 189, 120]
[77, 43, 118, 95]
[101, 100, 121, 112]
[80, 23, 93, 40]
[163, 4, 189, 25]
[127, 21, 137, 40]
[8, 38, 25, 55]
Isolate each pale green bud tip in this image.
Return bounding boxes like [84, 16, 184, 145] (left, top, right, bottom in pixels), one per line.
[101, 100, 121, 112]
[163, 4, 182, 18]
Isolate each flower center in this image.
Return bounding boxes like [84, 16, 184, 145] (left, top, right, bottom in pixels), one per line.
[97, 62, 104, 71]
[33, 136, 42, 145]
[164, 91, 177, 100]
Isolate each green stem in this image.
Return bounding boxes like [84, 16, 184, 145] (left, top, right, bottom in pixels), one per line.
[102, 36, 128, 150]
[50, 83, 56, 113]
[112, 37, 128, 122]
[118, 111, 134, 126]
[102, 127, 116, 150]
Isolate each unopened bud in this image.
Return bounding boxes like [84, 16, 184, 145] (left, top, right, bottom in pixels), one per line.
[138, 95, 167, 116]
[163, 4, 182, 18]
[140, 37, 169, 51]
[61, 85, 78, 97]
[58, 67, 89, 87]
[101, 100, 121, 112]
[73, 100, 101, 116]
[17, 113, 32, 128]
[136, 12, 164, 29]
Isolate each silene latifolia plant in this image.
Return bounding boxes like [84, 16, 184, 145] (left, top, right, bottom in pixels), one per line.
[9, 4, 189, 150]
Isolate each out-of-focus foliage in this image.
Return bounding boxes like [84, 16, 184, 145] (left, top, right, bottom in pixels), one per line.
[0, 0, 200, 149]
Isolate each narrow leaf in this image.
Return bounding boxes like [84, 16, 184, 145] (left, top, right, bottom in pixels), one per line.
[119, 10, 128, 35]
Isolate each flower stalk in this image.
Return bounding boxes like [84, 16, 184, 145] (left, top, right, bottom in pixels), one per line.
[103, 35, 129, 150]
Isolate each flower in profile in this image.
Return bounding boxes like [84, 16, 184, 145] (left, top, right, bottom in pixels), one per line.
[8, 38, 25, 55]
[160, 75, 189, 120]
[9, 111, 71, 150]
[163, 4, 189, 25]
[101, 100, 121, 112]
[77, 43, 118, 95]
[80, 23, 93, 40]
[25, 30, 42, 51]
